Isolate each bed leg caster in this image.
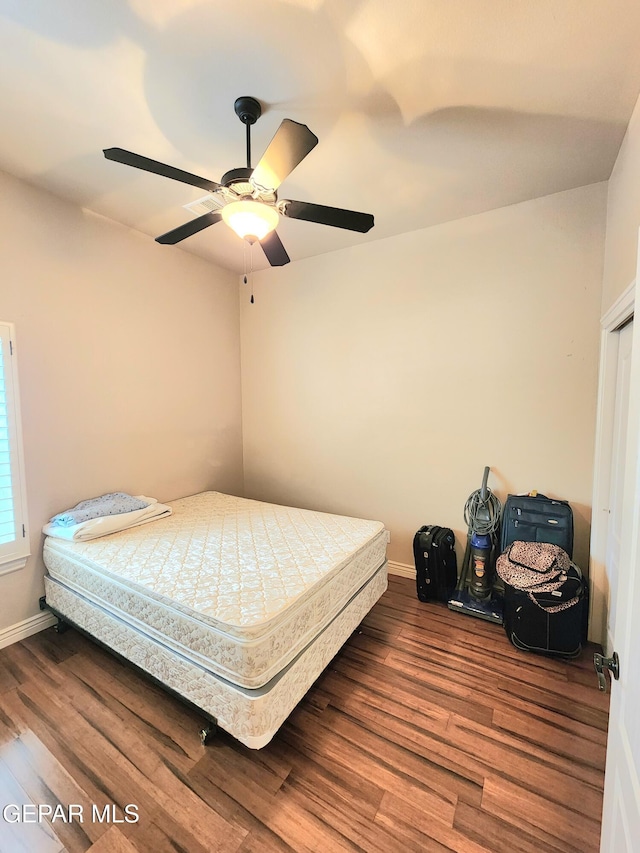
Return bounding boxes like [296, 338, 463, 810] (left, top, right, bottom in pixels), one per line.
[54, 618, 69, 634]
[199, 720, 217, 746]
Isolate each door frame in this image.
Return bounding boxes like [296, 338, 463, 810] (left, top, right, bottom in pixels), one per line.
[589, 279, 635, 650]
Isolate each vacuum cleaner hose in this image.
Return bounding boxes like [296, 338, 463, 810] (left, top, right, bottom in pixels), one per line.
[463, 485, 502, 535]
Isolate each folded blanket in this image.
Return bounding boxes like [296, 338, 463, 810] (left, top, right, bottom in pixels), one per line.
[49, 492, 151, 527]
[43, 498, 171, 541]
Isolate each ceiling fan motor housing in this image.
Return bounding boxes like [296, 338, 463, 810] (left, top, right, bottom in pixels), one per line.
[221, 167, 253, 188]
[220, 167, 278, 206]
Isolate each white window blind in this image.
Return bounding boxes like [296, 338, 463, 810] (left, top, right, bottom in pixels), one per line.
[0, 323, 29, 574]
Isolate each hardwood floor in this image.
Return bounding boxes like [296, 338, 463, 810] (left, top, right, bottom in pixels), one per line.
[0, 576, 609, 852]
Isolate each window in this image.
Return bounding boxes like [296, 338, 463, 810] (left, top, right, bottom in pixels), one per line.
[0, 322, 29, 574]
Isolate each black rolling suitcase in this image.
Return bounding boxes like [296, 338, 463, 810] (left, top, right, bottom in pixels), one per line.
[497, 539, 587, 658]
[413, 525, 457, 603]
[501, 493, 574, 557]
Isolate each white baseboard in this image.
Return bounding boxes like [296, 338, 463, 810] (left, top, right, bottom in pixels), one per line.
[387, 560, 414, 579]
[0, 610, 57, 650]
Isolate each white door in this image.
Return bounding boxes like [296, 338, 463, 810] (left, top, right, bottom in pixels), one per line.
[599, 309, 640, 849]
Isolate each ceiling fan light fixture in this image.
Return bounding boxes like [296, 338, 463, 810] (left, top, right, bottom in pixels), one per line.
[221, 200, 279, 241]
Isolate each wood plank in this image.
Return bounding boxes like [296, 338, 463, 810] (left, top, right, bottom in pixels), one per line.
[453, 801, 562, 853]
[0, 697, 23, 748]
[333, 651, 494, 727]
[0, 631, 78, 694]
[481, 774, 601, 853]
[188, 737, 364, 853]
[273, 766, 409, 853]
[494, 675, 609, 731]
[491, 706, 607, 769]
[321, 657, 453, 733]
[281, 709, 458, 827]
[61, 648, 204, 772]
[314, 679, 484, 806]
[446, 714, 604, 809]
[237, 824, 297, 853]
[183, 732, 294, 837]
[250, 786, 360, 853]
[86, 826, 140, 853]
[376, 791, 493, 853]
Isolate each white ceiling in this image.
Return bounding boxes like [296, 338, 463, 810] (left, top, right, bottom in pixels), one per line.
[1, 0, 640, 272]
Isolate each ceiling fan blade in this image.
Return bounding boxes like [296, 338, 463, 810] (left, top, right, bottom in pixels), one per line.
[250, 120, 318, 193]
[156, 211, 222, 245]
[260, 230, 290, 266]
[282, 199, 374, 233]
[104, 148, 220, 193]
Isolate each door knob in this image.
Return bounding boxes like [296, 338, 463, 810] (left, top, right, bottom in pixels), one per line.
[593, 651, 620, 692]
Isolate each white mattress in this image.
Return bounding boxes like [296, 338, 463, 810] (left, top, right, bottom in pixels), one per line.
[43, 492, 387, 688]
[43, 564, 388, 749]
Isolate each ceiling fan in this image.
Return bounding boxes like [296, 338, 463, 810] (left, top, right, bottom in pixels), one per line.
[103, 96, 374, 267]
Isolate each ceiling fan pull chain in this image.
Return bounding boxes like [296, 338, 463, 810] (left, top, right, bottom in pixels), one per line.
[250, 241, 255, 304]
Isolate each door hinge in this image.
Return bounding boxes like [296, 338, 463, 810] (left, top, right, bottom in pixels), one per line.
[9, 340, 13, 355]
[22, 524, 26, 537]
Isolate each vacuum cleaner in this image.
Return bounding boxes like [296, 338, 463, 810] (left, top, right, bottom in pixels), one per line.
[448, 466, 504, 624]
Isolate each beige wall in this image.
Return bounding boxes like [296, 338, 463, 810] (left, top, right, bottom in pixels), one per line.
[241, 183, 606, 573]
[603, 92, 640, 312]
[0, 170, 243, 631]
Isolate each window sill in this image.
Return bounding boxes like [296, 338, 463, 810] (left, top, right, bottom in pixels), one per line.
[0, 554, 30, 577]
